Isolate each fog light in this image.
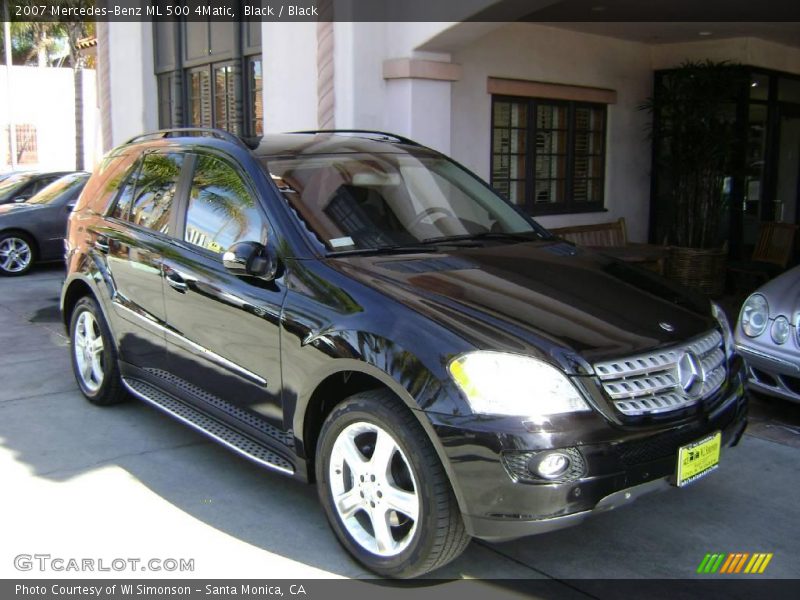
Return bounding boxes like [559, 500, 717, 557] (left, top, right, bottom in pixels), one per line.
[532, 452, 571, 479]
[771, 316, 790, 345]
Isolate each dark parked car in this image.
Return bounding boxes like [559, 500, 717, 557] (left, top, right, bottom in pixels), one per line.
[61, 129, 747, 578]
[0, 171, 72, 205]
[0, 171, 27, 182]
[0, 172, 89, 275]
[734, 265, 800, 403]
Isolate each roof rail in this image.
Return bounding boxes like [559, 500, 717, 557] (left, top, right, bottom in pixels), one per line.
[290, 129, 420, 146]
[124, 128, 259, 150]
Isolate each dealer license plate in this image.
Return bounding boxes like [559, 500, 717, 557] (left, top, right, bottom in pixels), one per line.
[676, 431, 721, 487]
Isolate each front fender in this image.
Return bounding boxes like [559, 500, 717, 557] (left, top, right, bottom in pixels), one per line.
[285, 328, 473, 512]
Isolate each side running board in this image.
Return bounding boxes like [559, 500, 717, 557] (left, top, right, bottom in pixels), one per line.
[122, 377, 295, 476]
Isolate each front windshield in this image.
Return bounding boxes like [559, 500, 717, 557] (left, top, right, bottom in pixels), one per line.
[27, 173, 88, 205]
[264, 151, 544, 253]
[0, 173, 35, 201]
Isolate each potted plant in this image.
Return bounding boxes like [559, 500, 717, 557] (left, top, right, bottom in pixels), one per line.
[643, 60, 747, 295]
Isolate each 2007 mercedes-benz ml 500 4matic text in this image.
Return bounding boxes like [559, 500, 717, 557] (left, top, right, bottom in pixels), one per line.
[62, 128, 747, 578]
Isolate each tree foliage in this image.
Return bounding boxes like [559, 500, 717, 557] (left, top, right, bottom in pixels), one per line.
[642, 60, 747, 249]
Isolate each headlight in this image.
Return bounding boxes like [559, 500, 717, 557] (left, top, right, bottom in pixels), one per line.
[740, 294, 769, 337]
[448, 352, 590, 417]
[771, 316, 791, 345]
[711, 302, 734, 357]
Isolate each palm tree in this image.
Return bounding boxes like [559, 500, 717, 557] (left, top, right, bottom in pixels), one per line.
[61, 6, 94, 171]
[4, 10, 93, 170]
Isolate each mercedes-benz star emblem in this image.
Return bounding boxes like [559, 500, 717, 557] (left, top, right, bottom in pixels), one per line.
[659, 322, 675, 332]
[676, 351, 705, 399]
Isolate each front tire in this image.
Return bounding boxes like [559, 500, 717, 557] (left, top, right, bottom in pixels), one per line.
[69, 296, 128, 406]
[316, 390, 470, 578]
[0, 232, 35, 276]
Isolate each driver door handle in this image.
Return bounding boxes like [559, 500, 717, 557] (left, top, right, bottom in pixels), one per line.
[94, 235, 110, 253]
[164, 269, 189, 293]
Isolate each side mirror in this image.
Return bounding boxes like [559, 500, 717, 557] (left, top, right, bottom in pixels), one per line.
[66, 202, 76, 211]
[13, 196, 27, 203]
[223, 240, 279, 281]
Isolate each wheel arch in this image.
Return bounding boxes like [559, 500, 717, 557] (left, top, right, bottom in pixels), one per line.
[61, 275, 107, 334]
[296, 359, 470, 516]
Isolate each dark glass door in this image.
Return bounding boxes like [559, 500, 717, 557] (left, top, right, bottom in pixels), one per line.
[774, 106, 800, 226]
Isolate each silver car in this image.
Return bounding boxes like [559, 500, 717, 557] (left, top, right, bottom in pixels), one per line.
[734, 265, 800, 403]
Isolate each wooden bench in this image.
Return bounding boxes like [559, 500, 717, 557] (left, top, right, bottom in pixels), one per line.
[550, 218, 667, 274]
[550, 217, 627, 247]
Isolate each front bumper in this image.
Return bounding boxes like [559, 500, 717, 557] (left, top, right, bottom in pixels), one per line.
[427, 358, 748, 542]
[736, 343, 800, 403]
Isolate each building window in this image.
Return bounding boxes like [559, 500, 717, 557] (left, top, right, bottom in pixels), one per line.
[246, 56, 263, 136]
[154, 18, 262, 135]
[214, 64, 237, 133]
[188, 66, 213, 129]
[5, 124, 38, 165]
[491, 96, 607, 215]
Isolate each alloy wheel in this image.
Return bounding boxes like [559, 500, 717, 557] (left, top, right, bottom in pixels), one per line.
[0, 237, 32, 273]
[73, 311, 105, 393]
[328, 421, 420, 557]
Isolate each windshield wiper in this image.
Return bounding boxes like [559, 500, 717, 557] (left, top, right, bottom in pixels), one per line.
[420, 231, 542, 245]
[327, 244, 440, 257]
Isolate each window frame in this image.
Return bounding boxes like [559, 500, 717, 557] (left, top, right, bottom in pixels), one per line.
[490, 95, 608, 216]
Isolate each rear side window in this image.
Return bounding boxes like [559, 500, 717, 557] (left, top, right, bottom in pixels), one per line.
[75, 150, 138, 213]
[183, 154, 264, 253]
[119, 152, 184, 234]
[111, 159, 142, 220]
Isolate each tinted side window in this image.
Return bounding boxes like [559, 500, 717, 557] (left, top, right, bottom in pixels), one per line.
[111, 159, 143, 220]
[31, 176, 58, 195]
[126, 152, 184, 234]
[184, 155, 264, 253]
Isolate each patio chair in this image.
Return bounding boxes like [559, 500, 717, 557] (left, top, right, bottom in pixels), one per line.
[727, 221, 799, 285]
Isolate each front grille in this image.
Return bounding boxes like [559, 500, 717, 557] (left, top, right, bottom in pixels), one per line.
[617, 407, 736, 466]
[594, 330, 726, 417]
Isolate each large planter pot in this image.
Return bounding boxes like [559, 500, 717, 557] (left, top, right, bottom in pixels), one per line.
[666, 246, 728, 296]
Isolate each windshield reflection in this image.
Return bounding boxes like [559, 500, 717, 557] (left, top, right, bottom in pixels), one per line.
[263, 152, 542, 254]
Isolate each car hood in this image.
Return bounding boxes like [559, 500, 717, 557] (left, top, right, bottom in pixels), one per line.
[751, 264, 800, 319]
[329, 240, 716, 368]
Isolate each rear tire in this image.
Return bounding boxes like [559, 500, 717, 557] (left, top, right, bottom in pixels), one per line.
[69, 296, 128, 406]
[0, 232, 35, 276]
[316, 389, 470, 578]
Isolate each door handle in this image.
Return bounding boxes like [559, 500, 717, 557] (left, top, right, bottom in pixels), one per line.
[94, 235, 110, 253]
[165, 269, 189, 293]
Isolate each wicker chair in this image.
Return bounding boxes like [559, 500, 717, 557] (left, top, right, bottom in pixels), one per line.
[728, 221, 799, 285]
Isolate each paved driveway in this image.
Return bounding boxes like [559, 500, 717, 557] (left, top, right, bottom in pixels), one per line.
[1, 266, 798, 585]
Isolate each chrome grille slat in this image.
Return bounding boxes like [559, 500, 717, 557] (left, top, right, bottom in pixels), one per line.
[604, 372, 678, 399]
[593, 330, 727, 417]
[594, 351, 678, 380]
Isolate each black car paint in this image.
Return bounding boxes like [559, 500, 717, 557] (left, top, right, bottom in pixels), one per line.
[62, 134, 747, 541]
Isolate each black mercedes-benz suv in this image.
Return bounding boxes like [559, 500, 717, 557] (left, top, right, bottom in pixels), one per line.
[62, 128, 747, 578]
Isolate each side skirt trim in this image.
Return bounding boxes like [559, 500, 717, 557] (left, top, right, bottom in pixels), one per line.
[122, 376, 295, 476]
